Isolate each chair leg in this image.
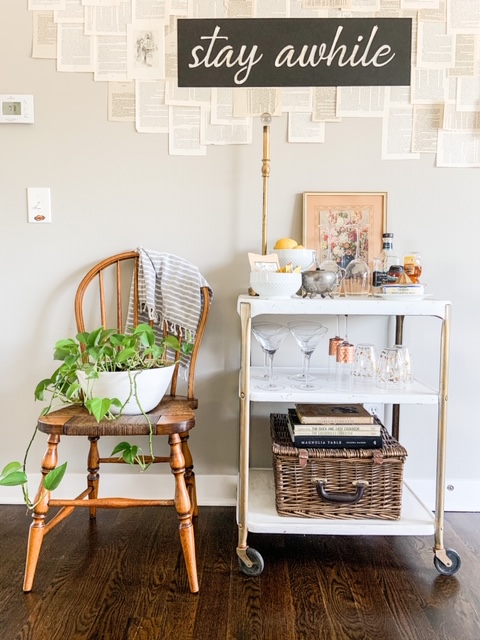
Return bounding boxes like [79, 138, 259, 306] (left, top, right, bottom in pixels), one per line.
[23, 434, 60, 592]
[169, 433, 198, 594]
[181, 433, 198, 518]
[87, 436, 100, 519]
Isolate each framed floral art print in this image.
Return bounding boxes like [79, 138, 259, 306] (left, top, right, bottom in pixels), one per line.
[302, 192, 387, 269]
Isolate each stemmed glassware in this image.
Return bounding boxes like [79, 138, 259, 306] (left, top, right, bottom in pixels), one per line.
[335, 315, 355, 390]
[339, 315, 352, 347]
[327, 315, 344, 381]
[288, 321, 328, 390]
[251, 321, 284, 381]
[343, 224, 370, 297]
[319, 225, 346, 297]
[251, 323, 290, 390]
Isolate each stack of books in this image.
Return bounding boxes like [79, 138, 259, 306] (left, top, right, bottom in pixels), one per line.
[287, 403, 383, 449]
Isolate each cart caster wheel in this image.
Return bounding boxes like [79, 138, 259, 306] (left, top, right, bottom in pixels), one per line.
[434, 549, 461, 576]
[238, 548, 264, 576]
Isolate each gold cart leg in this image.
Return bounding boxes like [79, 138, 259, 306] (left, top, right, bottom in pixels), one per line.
[237, 302, 253, 567]
[434, 303, 451, 561]
[392, 315, 405, 441]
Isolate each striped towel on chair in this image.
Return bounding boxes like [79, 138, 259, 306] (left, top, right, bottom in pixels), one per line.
[126, 247, 213, 367]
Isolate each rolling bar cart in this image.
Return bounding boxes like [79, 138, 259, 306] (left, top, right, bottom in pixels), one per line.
[236, 295, 461, 577]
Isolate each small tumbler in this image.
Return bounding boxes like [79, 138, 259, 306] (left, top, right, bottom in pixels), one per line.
[352, 343, 377, 386]
[376, 347, 407, 390]
[393, 345, 414, 385]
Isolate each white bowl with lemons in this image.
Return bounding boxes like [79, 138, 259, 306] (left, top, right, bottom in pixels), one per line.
[273, 238, 316, 272]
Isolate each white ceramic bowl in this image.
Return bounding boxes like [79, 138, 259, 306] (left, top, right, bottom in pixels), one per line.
[273, 249, 316, 271]
[77, 366, 174, 415]
[250, 271, 302, 298]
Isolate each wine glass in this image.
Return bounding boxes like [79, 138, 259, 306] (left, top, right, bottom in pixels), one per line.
[319, 225, 346, 297]
[335, 315, 355, 389]
[251, 323, 290, 390]
[327, 315, 344, 381]
[288, 321, 328, 390]
[343, 224, 370, 297]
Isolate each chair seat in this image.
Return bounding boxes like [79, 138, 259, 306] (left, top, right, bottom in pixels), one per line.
[37, 396, 196, 437]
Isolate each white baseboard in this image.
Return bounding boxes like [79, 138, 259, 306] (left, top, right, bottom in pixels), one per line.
[405, 478, 480, 512]
[2, 474, 479, 512]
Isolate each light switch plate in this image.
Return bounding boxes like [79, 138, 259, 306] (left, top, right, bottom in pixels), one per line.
[27, 188, 51, 223]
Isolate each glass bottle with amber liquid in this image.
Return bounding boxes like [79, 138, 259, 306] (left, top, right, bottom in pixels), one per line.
[403, 252, 422, 283]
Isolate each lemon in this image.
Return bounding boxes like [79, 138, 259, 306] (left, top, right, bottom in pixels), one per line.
[274, 238, 298, 250]
[294, 244, 305, 249]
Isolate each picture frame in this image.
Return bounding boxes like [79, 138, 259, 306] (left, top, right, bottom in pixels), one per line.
[302, 192, 387, 269]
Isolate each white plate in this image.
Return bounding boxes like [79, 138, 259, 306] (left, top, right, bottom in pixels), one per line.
[374, 293, 432, 301]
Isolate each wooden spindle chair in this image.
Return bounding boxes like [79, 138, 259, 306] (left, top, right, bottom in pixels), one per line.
[23, 251, 211, 594]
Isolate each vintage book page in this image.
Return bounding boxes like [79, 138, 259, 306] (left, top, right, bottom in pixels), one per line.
[200, 106, 253, 144]
[108, 80, 135, 121]
[287, 112, 325, 142]
[411, 103, 443, 152]
[32, 11, 57, 59]
[135, 79, 168, 131]
[168, 105, 207, 155]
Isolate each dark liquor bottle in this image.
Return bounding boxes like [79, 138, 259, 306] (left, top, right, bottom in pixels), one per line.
[372, 233, 401, 293]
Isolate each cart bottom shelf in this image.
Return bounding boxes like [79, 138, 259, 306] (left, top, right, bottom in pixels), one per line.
[238, 469, 435, 536]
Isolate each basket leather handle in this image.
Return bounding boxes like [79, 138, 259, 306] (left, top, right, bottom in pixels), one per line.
[315, 479, 368, 504]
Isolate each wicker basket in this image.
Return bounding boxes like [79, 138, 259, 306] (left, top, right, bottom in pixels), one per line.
[271, 413, 407, 520]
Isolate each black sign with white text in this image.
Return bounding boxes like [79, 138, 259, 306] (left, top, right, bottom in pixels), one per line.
[177, 18, 412, 87]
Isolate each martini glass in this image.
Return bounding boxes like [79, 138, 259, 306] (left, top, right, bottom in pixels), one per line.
[288, 322, 328, 390]
[251, 323, 290, 390]
[251, 321, 283, 380]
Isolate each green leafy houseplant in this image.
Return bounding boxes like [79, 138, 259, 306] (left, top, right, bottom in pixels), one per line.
[0, 324, 192, 508]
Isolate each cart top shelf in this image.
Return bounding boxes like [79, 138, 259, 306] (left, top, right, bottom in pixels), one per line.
[237, 295, 451, 319]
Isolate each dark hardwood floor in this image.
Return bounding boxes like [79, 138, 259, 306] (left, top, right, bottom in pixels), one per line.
[1, 505, 479, 640]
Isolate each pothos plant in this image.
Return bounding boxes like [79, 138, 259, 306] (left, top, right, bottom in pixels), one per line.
[0, 324, 192, 509]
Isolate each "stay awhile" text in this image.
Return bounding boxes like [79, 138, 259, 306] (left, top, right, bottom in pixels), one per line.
[187, 24, 396, 85]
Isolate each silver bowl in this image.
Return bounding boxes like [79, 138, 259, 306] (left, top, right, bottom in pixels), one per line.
[301, 269, 341, 298]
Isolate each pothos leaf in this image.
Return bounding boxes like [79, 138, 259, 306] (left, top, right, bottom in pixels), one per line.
[110, 441, 132, 456]
[0, 470, 28, 486]
[43, 462, 68, 491]
[110, 442, 139, 465]
[1, 461, 23, 476]
[122, 446, 139, 465]
[85, 397, 113, 422]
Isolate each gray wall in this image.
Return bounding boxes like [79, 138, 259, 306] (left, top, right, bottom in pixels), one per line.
[2, 2, 479, 507]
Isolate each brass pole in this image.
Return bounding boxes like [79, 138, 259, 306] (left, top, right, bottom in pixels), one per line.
[434, 303, 451, 559]
[261, 113, 271, 255]
[236, 301, 253, 567]
[392, 315, 405, 441]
